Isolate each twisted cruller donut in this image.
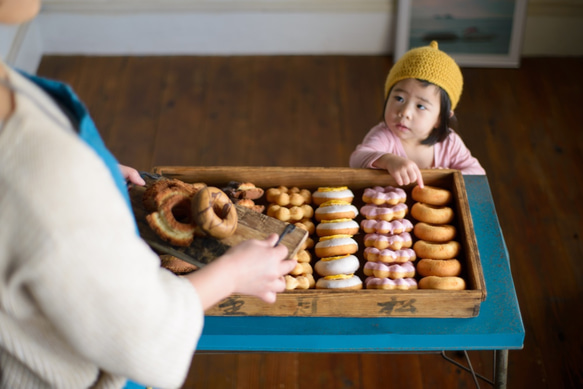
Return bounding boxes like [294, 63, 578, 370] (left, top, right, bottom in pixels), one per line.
[413, 240, 460, 260]
[312, 186, 354, 206]
[316, 274, 362, 290]
[413, 222, 456, 242]
[419, 276, 466, 290]
[192, 186, 238, 239]
[146, 191, 197, 246]
[417, 258, 462, 277]
[411, 202, 454, 224]
[411, 185, 452, 206]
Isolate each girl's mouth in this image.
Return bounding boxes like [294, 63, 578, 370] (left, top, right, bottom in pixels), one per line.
[395, 122, 409, 132]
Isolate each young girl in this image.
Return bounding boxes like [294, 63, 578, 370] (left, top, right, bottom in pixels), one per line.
[0, 1, 295, 388]
[349, 41, 485, 188]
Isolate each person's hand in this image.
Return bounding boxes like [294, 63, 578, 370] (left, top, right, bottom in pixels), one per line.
[374, 154, 424, 188]
[219, 234, 295, 303]
[119, 164, 145, 186]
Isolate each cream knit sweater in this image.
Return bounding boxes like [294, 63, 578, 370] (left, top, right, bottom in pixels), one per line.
[0, 66, 203, 388]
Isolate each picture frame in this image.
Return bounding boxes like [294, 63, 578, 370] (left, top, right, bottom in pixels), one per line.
[394, 0, 528, 68]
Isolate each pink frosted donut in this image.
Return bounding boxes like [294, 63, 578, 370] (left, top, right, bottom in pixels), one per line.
[312, 186, 355, 206]
[360, 203, 408, 221]
[365, 277, 418, 290]
[363, 261, 416, 279]
[363, 232, 413, 251]
[363, 247, 416, 263]
[362, 186, 407, 205]
[360, 219, 414, 235]
[314, 234, 358, 258]
[316, 218, 360, 237]
[315, 200, 359, 221]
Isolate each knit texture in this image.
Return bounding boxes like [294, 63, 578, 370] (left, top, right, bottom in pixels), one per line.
[385, 41, 463, 109]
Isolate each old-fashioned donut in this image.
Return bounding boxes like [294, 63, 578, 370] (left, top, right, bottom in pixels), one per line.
[146, 191, 198, 246]
[413, 222, 456, 242]
[411, 185, 452, 206]
[192, 186, 238, 239]
[312, 186, 354, 206]
[314, 234, 358, 258]
[316, 218, 360, 237]
[143, 178, 201, 212]
[314, 254, 360, 277]
[411, 202, 454, 224]
[417, 258, 462, 277]
[316, 274, 362, 290]
[413, 240, 460, 260]
[418, 276, 466, 290]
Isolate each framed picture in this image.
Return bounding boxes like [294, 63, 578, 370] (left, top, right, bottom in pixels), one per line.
[394, 0, 528, 68]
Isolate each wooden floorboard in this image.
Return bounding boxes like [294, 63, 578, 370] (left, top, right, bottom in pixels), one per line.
[37, 55, 583, 388]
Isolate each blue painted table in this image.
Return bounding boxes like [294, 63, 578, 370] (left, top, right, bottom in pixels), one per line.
[197, 175, 525, 387]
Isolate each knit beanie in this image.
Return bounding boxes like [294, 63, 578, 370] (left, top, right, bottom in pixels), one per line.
[385, 41, 463, 110]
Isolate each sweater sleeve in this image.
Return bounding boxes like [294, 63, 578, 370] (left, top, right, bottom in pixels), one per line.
[3, 113, 203, 388]
[349, 123, 401, 169]
[435, 131, 486, 174]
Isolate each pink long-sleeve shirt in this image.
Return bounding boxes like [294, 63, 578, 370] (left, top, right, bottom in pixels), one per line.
[349, 122, 486, 174]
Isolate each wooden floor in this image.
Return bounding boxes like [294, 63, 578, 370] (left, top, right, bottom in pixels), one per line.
[37, 55, 583, 388]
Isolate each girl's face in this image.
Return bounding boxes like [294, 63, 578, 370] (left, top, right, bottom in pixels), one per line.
[0, 0, 41, 24]
[384, 78, 442, 145]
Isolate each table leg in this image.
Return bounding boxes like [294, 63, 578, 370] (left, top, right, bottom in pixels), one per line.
[494, 349, 509, 389]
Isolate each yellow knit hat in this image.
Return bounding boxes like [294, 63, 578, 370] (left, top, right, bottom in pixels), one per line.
[385, 41, 463, 110]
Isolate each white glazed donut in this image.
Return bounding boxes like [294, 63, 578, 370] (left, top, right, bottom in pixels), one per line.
[314, 254, 360, 277]
[316, 218, 360, 237]
[315, 200, 359, 221]
[315, 234, 359, 258]
[316, 274, 363, 289]
[312, 186, 355, 206]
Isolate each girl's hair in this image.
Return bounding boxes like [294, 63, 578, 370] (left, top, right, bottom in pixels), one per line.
[383, 79, 456, 146]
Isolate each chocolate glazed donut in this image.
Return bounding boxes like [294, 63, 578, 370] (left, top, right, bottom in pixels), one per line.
[192, 186, 238, 239]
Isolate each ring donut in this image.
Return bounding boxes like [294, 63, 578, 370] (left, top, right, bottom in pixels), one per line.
[417, 258, 462, 277]
[143, 178, 200, 212]
[360, 219, 413, 235]
[192, 186, 238, 239]
[411, 185, 452, 206]
[365, 277, 418, 290]
[413, 222, 456, 242]
[314, 254, 360, 276]
[146, 192, 197, 246]
[314, 234, 358, 258]
[411, 202, 454, 224]
[316, 274, 362, 290]
[363, 261, 416, 279]
[315, 200, 359, 221]
[363, 247, 416, 263]
[316, 218, 360, 237]
[312, 187, 355, 206]
[413, 240, 460, 260]
[363, 232, 413, 251]
[360, 203, 408, 221]
[362, 186, 407, 205]
[419, 276, 466, 290]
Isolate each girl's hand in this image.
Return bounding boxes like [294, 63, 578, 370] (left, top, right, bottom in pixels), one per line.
[119, 164, 146, 186]
[374, 154, 424, 188]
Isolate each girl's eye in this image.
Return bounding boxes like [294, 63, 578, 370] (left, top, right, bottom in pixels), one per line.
[417, 104, 427, 110]
[394, 96, 404, 103]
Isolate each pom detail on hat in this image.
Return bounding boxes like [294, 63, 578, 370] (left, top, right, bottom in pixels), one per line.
[385, 41, 463, 110]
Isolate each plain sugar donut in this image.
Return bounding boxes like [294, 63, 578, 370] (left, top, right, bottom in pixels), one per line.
[419, 276, 466, 290]
[411, 202, 454, 224]
[414, 222, 456, 242]
[413, 240, 460, 260]
[192, 186, 238, 239]
[417, 258, 462, 277]
[411, 185, 452, 206]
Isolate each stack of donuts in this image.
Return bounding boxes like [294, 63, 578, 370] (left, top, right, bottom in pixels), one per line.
[312, 187, 362, 290]
[266, 186, 316, 290]
[410, 185, 465, 290]
[360, 186, 418, 290]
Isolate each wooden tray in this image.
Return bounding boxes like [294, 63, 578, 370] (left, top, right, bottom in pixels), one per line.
[152, 166, 486, 318]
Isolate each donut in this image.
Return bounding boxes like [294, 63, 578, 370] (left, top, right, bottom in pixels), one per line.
[365, 277, 418, 290]
[266, 186, 311, 206]
[289, 262, 314, 276]
[235, 198, 265, 213]
[363, 232, 413, 251]
[413, 222, 456, 242]
[360, 219, 413, 235]
[192, 186, 238, 239]
[143, 178, 201, 212]
[316, 218, 360, 237]
[363, 261, 416, 279]
[410, 202, 454, 224]
[360, 203, 408, 221]
[411, 185, 452, 206]
[316, 274, 362, 290]
[312, 186, 354, 206]
[267, 204, 314, 222]
[314, 234, 358, 258]
[362, 186, 407, 205]
[295, 220, 316, 235]
[419, 276, 466, 290]
[146, 191, 198, 246]
[285, 274, 315, 290]
[222, 181, 264, 200]
[159, 255, 198, 274]
[363, 247, 416, 264]
[314, 254, 360, 277]
[315, 200, 359, 221]
[417, 258, 462, 277]
[294, 249, 312, 263]
[413, 240, 460, 260]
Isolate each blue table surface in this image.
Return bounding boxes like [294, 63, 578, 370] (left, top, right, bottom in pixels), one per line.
[198, 175, 525, 352]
